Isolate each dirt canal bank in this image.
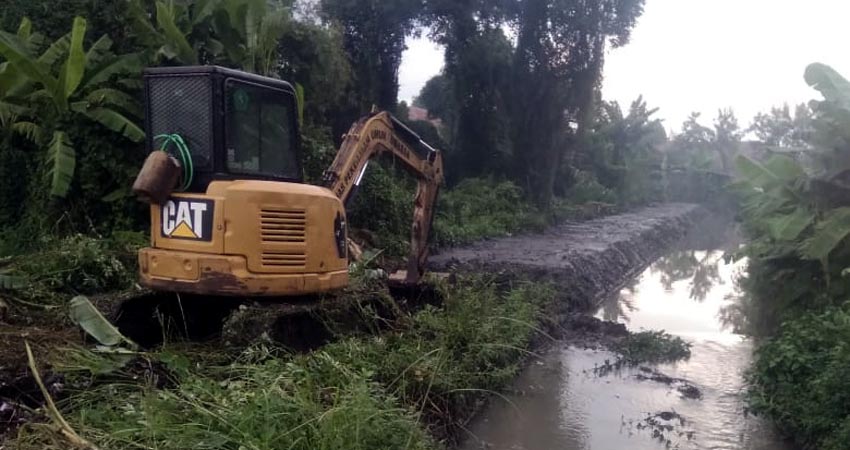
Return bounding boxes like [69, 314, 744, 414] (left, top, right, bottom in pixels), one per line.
[431, 203, 706, 312]
[455, 211, 795, 450]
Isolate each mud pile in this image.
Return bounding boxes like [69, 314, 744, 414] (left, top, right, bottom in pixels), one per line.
[430, 203, 705, 311]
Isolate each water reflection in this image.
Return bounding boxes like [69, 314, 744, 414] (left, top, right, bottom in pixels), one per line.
[461, 219, 793, 450]
[599, 280, 637, 322]
[599, 249, 742, 339]
[652, 250, 723, 302]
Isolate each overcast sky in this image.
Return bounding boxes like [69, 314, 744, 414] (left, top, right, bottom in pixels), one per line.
[398, 0, 850, 132]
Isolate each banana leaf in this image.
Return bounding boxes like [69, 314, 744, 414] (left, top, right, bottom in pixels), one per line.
[800, 207, 850, 261]
[68, 296, 138, 349]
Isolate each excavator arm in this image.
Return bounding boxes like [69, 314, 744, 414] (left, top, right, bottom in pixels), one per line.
[322, 111, 444, 284]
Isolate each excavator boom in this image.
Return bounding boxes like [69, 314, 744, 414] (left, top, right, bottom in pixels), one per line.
[323, 111, 444, 284]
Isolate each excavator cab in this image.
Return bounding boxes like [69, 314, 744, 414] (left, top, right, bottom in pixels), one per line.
[144, 66, 303, 190]
[138, 66, 348, 296]
[135, 66, 443, 298]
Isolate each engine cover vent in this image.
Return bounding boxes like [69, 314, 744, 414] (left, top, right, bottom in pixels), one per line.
[260, 208, 306, 244]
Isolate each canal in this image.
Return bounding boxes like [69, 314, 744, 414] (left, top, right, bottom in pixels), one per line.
[461, 218, 795, 450]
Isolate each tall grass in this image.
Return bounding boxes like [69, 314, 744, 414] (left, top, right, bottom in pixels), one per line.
[9, 278, 555, 449]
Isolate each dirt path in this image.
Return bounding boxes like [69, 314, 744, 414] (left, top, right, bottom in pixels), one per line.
[430, 203, 705, 311]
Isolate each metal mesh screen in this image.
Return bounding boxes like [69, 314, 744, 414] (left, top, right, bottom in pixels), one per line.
[148, 75, 213, 168]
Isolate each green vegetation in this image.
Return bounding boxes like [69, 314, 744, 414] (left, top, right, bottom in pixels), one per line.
[0, 232, 143, 310]
[432, 178, 548, 247]
[0, 1, 743, 447]
[614, 330, 692, 364]
[729, 63, 850, 449]
[747, 306, 850, 450]
[730, 63, 850, 335]
[9, 279, 554, 449]
[594, 330, 692, 375]
[0, 0, 683, 268]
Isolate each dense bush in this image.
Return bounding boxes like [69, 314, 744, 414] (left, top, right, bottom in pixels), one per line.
[24, 349, 434, 450]
[347, 173, 549, 256]
[563, 170, 618, 205]
[317, 279, 549, 410]
[583, 97, 667, 207]
[347, 162, 417, 257]
[432, 178, 547, 247]
[747, 305, 850, 450]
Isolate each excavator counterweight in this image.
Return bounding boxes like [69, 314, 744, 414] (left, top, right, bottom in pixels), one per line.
[132, 66, 443, 297]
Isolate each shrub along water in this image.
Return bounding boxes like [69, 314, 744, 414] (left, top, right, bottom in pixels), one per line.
[732, 63, 850, 448]
[747, 305, 850, 450]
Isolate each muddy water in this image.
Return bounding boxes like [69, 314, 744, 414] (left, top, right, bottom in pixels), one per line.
[461, 222, 796, 450]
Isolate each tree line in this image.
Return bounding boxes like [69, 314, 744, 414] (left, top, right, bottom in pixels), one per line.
[0, 0, 649, 234]
[0, 0, 807, 245]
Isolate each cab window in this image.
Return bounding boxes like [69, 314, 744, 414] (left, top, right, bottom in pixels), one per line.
[225, 80, 299, 179]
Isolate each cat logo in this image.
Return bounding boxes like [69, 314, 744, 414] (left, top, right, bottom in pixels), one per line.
[161, 198, 215, 242]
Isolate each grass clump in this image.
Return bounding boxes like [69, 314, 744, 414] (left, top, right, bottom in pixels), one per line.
[16, 347, 433, 450]
[615, 330, 692, 364]
[321, 279, 549, 396]
[747, 304, 850, 450]
[1, 232, 144, 313]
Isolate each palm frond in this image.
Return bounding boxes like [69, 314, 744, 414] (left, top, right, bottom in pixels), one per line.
[765, 209, 814, 242]
[193, 0, 223, 25]
[85, 35, 114, 66]
[46, 130, 76, 198]
[81, 54, 143, 91]
[84, 88, 143, 117]
[0, 30, 54, 91]
[800, 207, 850, 261]
[16, 18, 32, 40]
[60, 17, 87, 100]
[82, 107, 145, 142]
[36, 34, 70, 68]
[0, 99, 29, 118]
[155, 1, 198, 64]
[116, 77, 144, 90]
[11, 121, 44, 144]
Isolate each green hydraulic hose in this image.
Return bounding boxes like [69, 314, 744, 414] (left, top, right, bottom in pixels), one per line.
[154, 134, 194, 191]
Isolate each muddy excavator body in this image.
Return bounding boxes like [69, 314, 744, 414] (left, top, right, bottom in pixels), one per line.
[135, 66, 443, 297]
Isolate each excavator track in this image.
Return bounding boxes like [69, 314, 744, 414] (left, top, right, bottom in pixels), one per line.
[108, 281, 443, 351]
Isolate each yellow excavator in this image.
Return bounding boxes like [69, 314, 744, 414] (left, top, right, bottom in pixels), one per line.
[132, 66, 443, 297]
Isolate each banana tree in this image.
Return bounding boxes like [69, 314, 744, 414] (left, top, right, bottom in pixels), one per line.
[133, 0, 289, 76]
[0, 18, 41, 132]
[734, 63, 850, 274]
[211, 0, 290, 75]
[0, 17, 144, 198]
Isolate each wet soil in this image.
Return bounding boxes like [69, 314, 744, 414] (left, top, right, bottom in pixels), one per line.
[0, 324, 79, 442]
[430, 203, 706, 312]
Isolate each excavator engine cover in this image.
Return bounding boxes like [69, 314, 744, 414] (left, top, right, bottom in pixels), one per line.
[138, 66, 349, 296]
